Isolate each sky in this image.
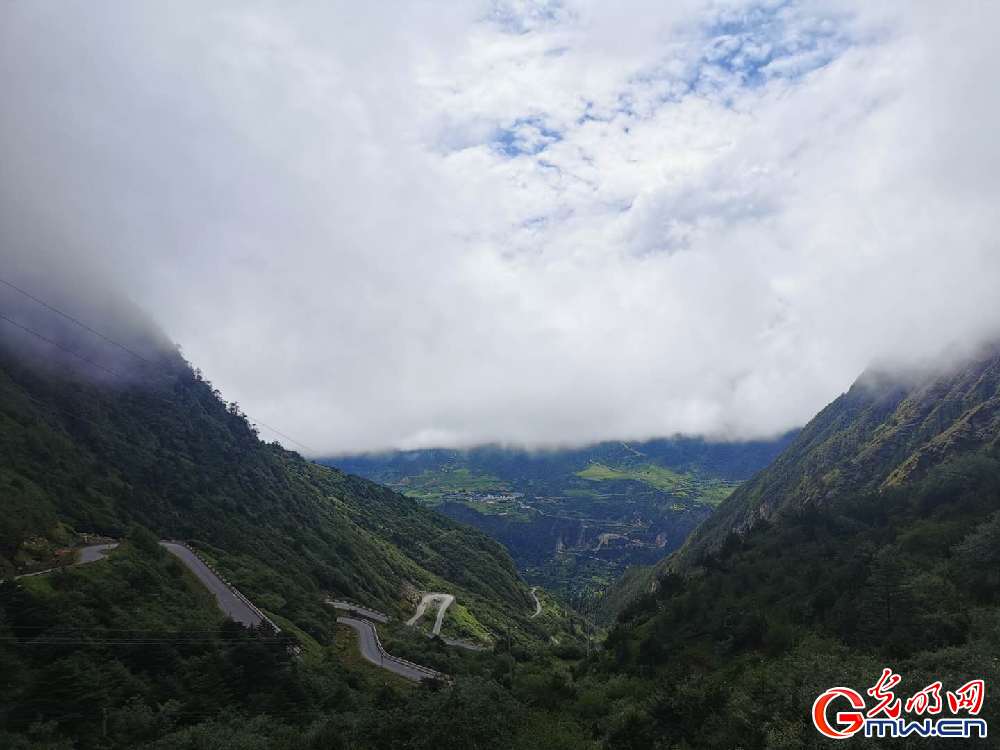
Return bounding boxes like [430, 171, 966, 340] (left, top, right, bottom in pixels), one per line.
[2, 1, 1000, 455]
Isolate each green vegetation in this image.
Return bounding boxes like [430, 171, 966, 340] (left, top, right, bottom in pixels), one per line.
[680, 348, 1000, 563]
[333, 436, 791, 600]
[9, 443, 999, 748]
[442, 601, 493, 642]
[0, 533, 596, 749]
[577, 463, 739, 506]
[578, 450, 1000, 747]
[576, 463, 630, 482]
[0, 347, 538, 644]
[0, 333, 598, 748]
[396, 468, 509, 503]
[8, 302, 999, 747]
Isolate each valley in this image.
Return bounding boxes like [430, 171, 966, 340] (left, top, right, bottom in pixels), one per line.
[4, 299, 1000, 748]
[3, 3, 997, 746]
[331, 436, 793, 600]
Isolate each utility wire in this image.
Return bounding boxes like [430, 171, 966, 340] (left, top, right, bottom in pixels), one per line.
[1, 639, 289, 645]
[0, 705, 342, 727]
[0, 313, 123, 379]
[0, 276, 153, 363]
[0, 277, 317, 453]
[0, 308, 316, 453]
[3, 625, 277, 632]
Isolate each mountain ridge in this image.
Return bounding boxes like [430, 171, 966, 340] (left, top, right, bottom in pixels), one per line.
[0, 315, 541, 645]
[675, 342, 1000, 566]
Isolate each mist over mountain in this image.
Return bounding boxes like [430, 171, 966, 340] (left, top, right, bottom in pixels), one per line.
[676, 339, 1000, 564]
[5, 1, 1000, 453]
[0, 309, 534, 629]
[3, 1, 1000, 747]
[0, 252, 178, 385]
[5, 296, 1000, 747]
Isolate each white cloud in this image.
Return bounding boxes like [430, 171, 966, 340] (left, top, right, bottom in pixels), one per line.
[2, 1, 999, 454]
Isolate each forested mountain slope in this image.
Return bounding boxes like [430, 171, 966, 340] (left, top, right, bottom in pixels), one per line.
[0, 291, 593, 749]
[0, 304, 534, 643]
[587, 449, 1000, 747]
[577, 347, 1000, 746]
[676, 344, 1000, 564]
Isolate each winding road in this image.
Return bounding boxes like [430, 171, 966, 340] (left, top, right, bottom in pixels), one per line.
[406, 592, 454, 635]
[12, 543, 120, 580]
[18, 542, 476, 680]
[337, 616, 443, 682]
[10, 541, 269, 630]
[75, 543, 119, 564]
[326, 599, 390, 623]
[160, 542, 268, 629]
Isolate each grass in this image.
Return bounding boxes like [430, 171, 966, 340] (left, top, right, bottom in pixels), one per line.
[563, 488, 604, 498]
[576, 463, 739, 507]
[395, 467, 509, 502]
[576, 464, 629, 482]
[270, 612, 324, 661]
[444, 601, 493, 643]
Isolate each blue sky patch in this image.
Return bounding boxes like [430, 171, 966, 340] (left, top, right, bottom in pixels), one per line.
[492, 116, 564, 157]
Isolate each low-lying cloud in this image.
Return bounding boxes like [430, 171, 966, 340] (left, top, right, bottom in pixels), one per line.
[2, 1, 999, 454]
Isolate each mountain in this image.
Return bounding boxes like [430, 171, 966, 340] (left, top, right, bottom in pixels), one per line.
[5, 287, 999, 748]
[581, 346, 1000, 746]
[330, 434, 794, 600]
[0, 296, 541, 645]
[0, 292, 594, 748]
[677, 343, 1000, 565]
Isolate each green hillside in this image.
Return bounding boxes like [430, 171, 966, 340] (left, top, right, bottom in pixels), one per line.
[0, 316, 597, 748]
[568, 347, 1000, 745]
[677, 346, 1000, 566]
[582, 449, 1000, 747]
[0, 330, 546, 645]
[7, 298, 999, 748]
[576, 463, 738, 506]
[332, 435, 791, 599]
[1, 531, 594, 749]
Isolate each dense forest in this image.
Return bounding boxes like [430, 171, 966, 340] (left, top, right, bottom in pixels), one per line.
[588, 449, 1000, 747]
[6, 443, 999, 747]
[3, 305, 1000, 747]
[0, 319, 594, 748]
[0, 334, 548, 645]
[1, 531, 596, 750]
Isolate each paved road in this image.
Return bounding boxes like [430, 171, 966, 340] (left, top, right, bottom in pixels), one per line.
[406, 593, 454, 635]
[326, 599, 390, 623]
[76, 543, 119, 564]
[337, 616, 439, 682]
[160, 542, 263, 628]
[13, 543, 120, 580]
[530, 587, 542, 618]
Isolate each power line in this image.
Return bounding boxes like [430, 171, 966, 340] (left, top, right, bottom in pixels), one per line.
[1, 637, 290, 645]
[0, 279, 317, 453]
[0, 313, 122, 379]
[0, 346, 241, 452]
[247, 418, 314, 453]
[0, 705, 346, 727]
[0, 275, 152, 363]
